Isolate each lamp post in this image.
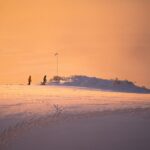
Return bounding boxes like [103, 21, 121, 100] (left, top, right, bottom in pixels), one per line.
[54, 53, 59, 77]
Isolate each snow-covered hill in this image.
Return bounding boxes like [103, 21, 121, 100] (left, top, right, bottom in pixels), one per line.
[49, 75, 150, 93]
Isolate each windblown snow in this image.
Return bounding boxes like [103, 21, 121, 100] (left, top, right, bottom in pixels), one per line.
[49, 75, 150, 93]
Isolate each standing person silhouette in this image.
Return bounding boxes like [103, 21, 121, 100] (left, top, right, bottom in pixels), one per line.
[43, 75, 47, 85]
[28, 75, 32, 85]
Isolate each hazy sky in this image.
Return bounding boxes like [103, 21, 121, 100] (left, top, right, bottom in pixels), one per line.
[0, 0, 150, 87]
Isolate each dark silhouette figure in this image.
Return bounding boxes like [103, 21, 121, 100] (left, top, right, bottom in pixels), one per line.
[28, 75, 32, 85]
[41, 75, 47, 85]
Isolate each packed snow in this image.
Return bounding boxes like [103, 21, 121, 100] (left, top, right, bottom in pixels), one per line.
[0, 85, 150, 150]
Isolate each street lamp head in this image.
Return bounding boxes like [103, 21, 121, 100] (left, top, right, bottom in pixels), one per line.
[54, 53, 58, 56]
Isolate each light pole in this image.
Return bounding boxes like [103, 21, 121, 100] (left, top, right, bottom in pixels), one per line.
[54, 53, 59, 77]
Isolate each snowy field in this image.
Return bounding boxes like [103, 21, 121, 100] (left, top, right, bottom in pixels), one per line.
[0, 85, 150, 150]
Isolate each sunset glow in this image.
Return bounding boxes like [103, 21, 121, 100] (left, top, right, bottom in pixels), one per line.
[0, 0, 149, 87]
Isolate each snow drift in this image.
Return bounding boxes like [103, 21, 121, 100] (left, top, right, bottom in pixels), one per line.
[49, 75, 150, 93]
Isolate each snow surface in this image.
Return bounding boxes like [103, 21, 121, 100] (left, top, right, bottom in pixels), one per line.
[0, 85, 150, 150]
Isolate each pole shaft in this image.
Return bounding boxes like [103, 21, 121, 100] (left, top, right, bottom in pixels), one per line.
[57, 55, 58, 76]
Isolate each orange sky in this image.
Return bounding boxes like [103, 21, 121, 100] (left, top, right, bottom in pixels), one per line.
[0, 0, 150, 87]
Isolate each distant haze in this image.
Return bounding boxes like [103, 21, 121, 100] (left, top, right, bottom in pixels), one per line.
[0, 0, 150, 87]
